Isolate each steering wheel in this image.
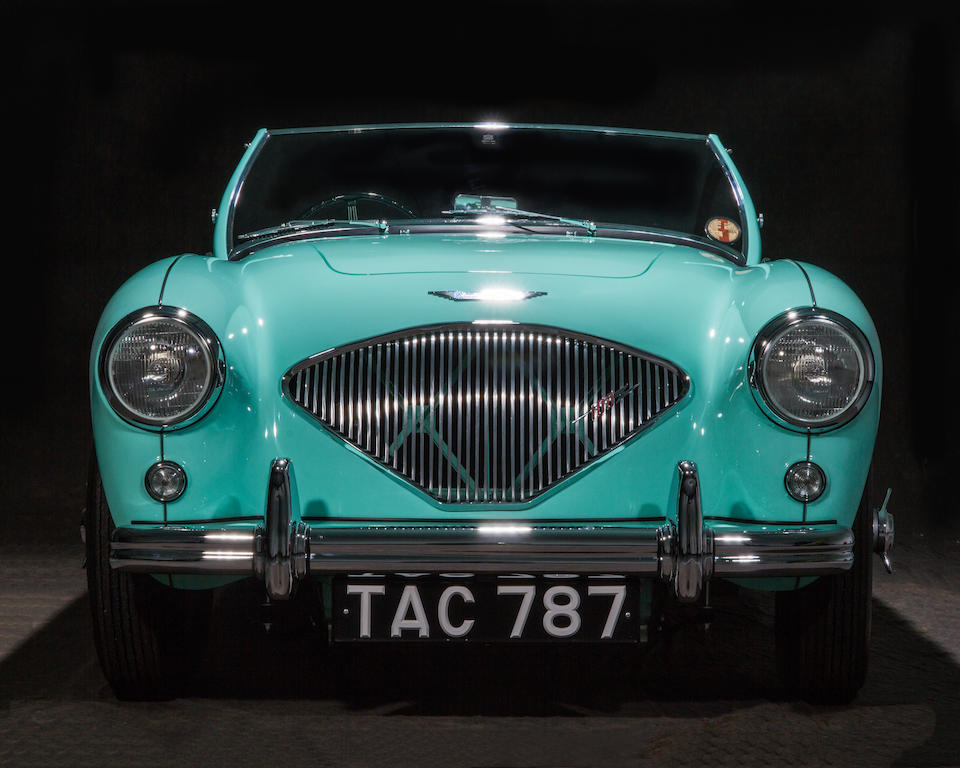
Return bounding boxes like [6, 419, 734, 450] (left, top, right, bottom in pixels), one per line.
[300, 192, 416, 220]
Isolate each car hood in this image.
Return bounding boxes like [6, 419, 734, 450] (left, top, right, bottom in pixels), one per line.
[313, 234, 664, 278]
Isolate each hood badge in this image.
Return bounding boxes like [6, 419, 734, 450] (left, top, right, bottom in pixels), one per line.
[429, 289, 547, 302]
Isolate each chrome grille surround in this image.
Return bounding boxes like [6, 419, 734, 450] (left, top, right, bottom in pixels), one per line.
[284, 323, 689, 504]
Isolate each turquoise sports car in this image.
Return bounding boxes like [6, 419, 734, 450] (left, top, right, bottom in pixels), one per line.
[87, 123, 892, 702]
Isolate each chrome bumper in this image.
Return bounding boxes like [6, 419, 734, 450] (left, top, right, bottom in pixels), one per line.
[110, 458, 864, 602]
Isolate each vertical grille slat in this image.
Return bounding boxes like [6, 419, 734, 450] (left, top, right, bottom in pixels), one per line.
[429, 334, 437, 495]
[346, 350, 354, 441]
[492, 332, 500, 501]
[563, 339, 570, 476]
[528, 334, 535, 498]
[402, 341, 410, 476]
[385, 344, 394, 466]
[510, 333, 517, 501]
[356, 348, 364, 447]
[501, 334, 509, 500]
[572, 341, 580, 470]
[302, 368, 310, 415]
[444, 333, 452, 501]
[460, 333, 468, 501]
[288, 324, 688, 503]
[473, 332, 481, 501]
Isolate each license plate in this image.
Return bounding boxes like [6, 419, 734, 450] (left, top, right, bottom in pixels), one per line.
[333, 575, 641, 642]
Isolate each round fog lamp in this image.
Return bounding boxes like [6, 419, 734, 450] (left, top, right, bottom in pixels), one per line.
[784, 461, 826, 502]
[145, 461, 187, 502]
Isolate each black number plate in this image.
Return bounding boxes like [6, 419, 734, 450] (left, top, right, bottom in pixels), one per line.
[333, 575, 641, 642]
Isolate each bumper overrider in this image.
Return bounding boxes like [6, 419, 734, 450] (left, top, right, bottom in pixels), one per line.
[110, 459, 892, 602]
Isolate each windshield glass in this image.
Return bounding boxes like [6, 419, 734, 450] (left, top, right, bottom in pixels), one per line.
[229, 125, 745, 261]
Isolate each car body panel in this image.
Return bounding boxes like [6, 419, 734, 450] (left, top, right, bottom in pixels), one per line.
[92, 236, 879, 529]
[89, 256, 179, 525]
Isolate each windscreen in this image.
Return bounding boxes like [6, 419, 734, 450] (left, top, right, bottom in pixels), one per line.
[229, 126, 744, 260]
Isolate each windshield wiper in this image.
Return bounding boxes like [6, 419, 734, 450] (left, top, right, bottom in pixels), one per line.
[441, 205, 596, 235]
[237, 219, 387, 241]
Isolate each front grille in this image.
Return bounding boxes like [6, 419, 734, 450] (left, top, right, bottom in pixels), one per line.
[286, 324, 688, 503]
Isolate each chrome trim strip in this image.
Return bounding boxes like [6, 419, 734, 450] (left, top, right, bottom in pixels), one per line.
[267, 122, 708, 140]
[418, 335, 426, 489]
[788, 260, 818, 307]
[230, 223, 742, 263]
[157, 254, 185, 307]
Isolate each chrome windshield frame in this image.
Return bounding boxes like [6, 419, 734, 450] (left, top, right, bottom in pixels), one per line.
[219, 123, 757, 264]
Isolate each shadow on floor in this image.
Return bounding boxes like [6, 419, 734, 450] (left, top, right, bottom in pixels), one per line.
[1, 584, 957, 766]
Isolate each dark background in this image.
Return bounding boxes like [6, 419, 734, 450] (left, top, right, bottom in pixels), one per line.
[2, 1, 958, 544]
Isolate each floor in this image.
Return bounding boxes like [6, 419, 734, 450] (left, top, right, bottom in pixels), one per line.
[1, 539, 959, 767]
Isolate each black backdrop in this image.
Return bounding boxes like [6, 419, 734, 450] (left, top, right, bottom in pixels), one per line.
[3, 1, 958, 543]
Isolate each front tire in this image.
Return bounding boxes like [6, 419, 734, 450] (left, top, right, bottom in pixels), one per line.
[775, 477, 873, 704]
[86, 461, 209, 699]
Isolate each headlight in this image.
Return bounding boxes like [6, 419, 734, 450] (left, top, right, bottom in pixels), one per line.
[752, 309, 874, 429]
[99, 308, 222, 427]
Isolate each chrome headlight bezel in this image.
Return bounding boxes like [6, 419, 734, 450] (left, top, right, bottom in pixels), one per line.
[98, 306, 225, 430]
[750, 308, 875, 432]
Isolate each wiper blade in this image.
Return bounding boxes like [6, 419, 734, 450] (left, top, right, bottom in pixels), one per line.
[492, 205, 597, 234]
[237, 219, 387, 241]
[441, 205, 596, 235]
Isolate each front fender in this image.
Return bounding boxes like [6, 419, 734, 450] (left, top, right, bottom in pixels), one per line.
[89, 256, 181, 526]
